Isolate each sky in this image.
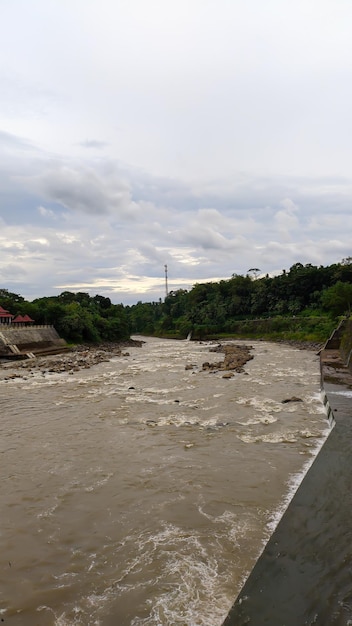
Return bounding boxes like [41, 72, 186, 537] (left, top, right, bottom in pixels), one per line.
[0, 0, 352, 305]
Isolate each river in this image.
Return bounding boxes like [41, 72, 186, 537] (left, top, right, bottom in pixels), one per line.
[0, 337, 330, 625]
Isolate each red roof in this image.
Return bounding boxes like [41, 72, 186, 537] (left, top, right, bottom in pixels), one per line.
[12, 313, 35, 323]
[22, 314, 34, 322]
[1, 306, 34, 322]
[12, 315, 26, 323]
[0, 305, 13, 318]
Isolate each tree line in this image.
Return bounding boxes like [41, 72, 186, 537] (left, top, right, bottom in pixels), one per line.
[1, 258, 352, 344]
[0, 290, 129, 344]
[127, 259, 352, 341]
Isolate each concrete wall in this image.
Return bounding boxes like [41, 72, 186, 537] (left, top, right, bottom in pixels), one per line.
[0, 325, 66, 355]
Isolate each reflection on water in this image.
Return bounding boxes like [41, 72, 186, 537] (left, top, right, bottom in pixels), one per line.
[0, 338, 329, 625]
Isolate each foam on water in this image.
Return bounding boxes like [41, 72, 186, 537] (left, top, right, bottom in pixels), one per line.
[45, 522, 234, 626]
[238, 414, 278, 426]
[238, 427, 328, 445]
[236, 395, 284, 414]
[141, 385, 196, 394]
[125, 525, 235, 626]
[238, 431, 298, 444]
[329, 389, 352, 398]
[84, 472, 113, 493]
[306, 391, 329, 414]
[144, 414, 226, 429]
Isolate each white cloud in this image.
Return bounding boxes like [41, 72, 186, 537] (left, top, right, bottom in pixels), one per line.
[274, 198, 300, 240]
[37, 205, 56, 219]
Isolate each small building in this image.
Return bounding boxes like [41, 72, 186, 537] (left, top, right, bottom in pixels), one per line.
[0, 306, 35, 326]
[0, 305, 13, 324]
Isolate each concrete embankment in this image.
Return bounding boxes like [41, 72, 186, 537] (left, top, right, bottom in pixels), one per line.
[0, 325, 68, 357]
[222, 321, 352, 626]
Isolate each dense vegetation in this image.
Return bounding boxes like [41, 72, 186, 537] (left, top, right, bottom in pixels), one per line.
[1, 259, 352, 344]
[126, 259, 352, 343]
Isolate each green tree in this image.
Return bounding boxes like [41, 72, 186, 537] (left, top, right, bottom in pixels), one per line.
[56, 302, 99, 342]
[321, 281, 352, 317]
[0, 289, 25, 311]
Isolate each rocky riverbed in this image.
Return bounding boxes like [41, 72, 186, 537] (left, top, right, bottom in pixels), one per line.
[0, 338, 325, 383]
[0, 339, 144, 381]
[201, 342, 254, 377]
[0, 340, 255, 382]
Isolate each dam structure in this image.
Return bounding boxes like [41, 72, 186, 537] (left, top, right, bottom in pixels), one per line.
[0, 303, 68, 358]
[222, 321, 352, 625]
[0, 325, 68, 358]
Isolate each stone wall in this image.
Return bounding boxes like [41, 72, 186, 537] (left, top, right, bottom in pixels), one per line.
[339, 319, 352, 371]
[322, 317, 352, 373]
[323, 318, 347, 350]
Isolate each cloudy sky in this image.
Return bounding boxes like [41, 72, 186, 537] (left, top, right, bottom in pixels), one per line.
[1, 0, 351, 304]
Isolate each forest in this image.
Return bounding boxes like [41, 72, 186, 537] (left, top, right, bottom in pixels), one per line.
[1, 259, 352, 344]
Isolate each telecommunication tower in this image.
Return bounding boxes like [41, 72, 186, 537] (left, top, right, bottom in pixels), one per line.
[164, 264, 169, 298]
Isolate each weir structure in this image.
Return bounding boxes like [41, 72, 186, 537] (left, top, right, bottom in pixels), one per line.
[222, 320, 352, 625]
[0, 326, 69, 359]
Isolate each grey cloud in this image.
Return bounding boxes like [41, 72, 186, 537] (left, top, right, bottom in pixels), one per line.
[25, 166, 131, 215]
[178, 227, 241, 251]
[25, 239, 50, 253]
[259, 238, 349, 269]
[0, 263, 27, 278]
[138, 242, 169, 263]
[0, 129, 36, 152]
[306, 214, 346, 234]
[79, 140, 110, 149]
[167, 212, 251, 251]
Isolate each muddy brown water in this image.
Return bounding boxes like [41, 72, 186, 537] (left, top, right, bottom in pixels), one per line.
[0, 337, 330, 625]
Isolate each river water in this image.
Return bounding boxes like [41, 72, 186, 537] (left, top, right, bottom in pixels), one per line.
[0, 337, 330, 626]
